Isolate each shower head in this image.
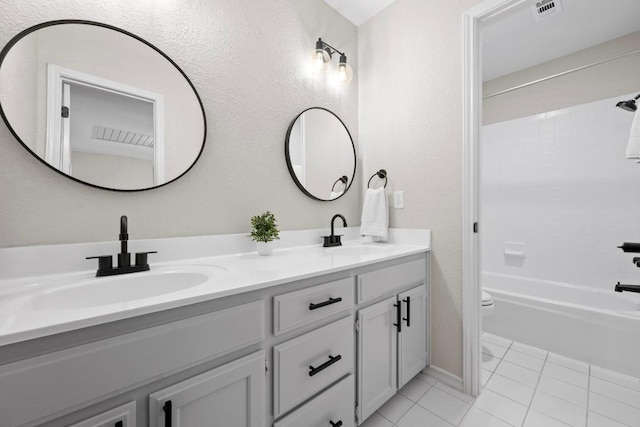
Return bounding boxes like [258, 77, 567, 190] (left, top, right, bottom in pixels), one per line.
[616, 93, 640, 112]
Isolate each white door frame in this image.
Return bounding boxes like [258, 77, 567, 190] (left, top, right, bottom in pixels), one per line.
[462, 0, 527, 396]
[45, 64, 165, 185]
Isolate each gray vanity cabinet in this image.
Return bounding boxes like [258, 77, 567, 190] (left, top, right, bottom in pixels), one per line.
[0, 252, 429, 427]
[149, 351, 265, 427]
[357, 284, 428, 423]
[355, 258, 429, 424]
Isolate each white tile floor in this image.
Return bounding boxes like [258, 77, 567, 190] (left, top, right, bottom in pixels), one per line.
[359, 333, 640, 427]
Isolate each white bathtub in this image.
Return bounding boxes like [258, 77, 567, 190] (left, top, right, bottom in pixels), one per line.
[482, 272, 640, 378]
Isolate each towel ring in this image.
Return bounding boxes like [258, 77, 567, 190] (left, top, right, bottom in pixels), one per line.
[367, 169, 387, 189]
[332, 176, 348, 192]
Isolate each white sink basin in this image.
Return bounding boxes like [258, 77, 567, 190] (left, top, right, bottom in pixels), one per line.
[20, 266, 226, 311]
[323, 243, 393, 257]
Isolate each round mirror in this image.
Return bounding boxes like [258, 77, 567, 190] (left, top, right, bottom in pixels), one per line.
[0, 20, 206, 191]
[285, 107, 356, 201]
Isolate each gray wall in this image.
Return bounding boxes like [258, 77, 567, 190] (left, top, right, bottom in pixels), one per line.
[484, 31, 640, 125]
[358, 0, 483, 378]
[0, 0, 359, 247]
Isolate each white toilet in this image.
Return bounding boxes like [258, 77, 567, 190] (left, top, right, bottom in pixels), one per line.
[482, 290, 495, 317]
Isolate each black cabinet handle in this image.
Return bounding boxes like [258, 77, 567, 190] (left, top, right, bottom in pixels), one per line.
[330, 421, 343, 427]
[163, 400, 172, 427]
[115, 421, 123, 427]
[403, 296, 411, 327]
[393, 302, 402, 333]
[309, 297, 342, 310]
[309, 354, 342, 376]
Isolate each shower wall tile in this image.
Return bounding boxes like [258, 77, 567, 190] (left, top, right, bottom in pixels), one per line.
[481, 93, 640, 291]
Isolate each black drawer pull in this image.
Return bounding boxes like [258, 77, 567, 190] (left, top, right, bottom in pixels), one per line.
[403, 296, 411, 327]
[115, 421, 123, 427]
[309, 354, 342, 376]
[393, 302, 402, 333]
[163, 400, 172, 427]
[330, 420, 343, 427]
[309, 297, 342, 310]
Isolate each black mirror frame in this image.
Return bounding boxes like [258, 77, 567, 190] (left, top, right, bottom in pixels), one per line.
[284, 107, 356, 202]
[0, 19, 207, 192]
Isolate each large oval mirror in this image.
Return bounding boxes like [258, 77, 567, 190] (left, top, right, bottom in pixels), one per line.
[285, 107, 356, 201]
[0, 20, 206, 191]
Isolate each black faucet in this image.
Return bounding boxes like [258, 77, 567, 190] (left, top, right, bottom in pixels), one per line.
[323, 214, 347, 247]
[614, 282, 640, 294]
[87, 215, 157, 277]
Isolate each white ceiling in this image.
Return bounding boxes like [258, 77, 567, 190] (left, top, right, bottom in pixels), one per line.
[482, 0, 640, 81]
[323, 0, 397, 26]
[323, 0, 640, 82]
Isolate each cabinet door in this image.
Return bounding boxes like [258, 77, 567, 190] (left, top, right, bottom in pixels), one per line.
[357, 297, 397, 423]
[69, 402, 136, 427]
[149, 351, 265, 427]
[398, 284, 428, 388]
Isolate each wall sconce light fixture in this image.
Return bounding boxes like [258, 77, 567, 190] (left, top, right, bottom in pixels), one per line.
[312, 38, 353, 86]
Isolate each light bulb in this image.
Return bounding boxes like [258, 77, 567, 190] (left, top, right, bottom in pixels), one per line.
[311, 38, 331, 73]
[334, 55, 353, 86]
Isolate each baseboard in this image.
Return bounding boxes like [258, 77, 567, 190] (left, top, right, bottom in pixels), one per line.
[422, 365, 464, 391]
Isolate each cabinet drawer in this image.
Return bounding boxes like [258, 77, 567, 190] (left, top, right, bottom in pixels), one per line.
[357, 259, 425, 303]
[273, 316, 353, 417]
[274, 374, 354, 427]
[273, 277, 354, 335]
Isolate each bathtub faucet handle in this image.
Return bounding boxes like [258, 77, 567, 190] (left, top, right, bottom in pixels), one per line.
[632, 257, 640, 267]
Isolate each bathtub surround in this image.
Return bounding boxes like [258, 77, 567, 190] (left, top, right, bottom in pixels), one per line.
[0, 0, 359, 247]
[482, 93, 640, 291]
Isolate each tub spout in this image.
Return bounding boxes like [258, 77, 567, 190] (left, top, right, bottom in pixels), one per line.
[614, 282, 640, 294]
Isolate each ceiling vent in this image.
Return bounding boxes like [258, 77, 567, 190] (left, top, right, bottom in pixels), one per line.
[531, 0, 562, 21]
[92, 125, 154, 148]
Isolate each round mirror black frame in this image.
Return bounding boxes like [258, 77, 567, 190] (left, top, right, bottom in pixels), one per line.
[0, 19, 207, 192]
[285, 107, 356, 202]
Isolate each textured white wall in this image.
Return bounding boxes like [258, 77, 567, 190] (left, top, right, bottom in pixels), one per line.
[358, 0, 483, 378]
[0, 0, 359, 246]
[482, 94, 640, 290]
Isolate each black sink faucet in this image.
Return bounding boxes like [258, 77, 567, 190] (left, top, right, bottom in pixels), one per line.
[323, 214, 347, 247]
[119, 215, 130, 268]
[87, 215, 157, 277]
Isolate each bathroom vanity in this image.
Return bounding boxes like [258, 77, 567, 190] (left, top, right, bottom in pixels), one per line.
[0, 229, 430, 427]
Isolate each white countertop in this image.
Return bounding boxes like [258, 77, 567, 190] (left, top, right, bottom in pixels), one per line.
[0, 228, 430, 346]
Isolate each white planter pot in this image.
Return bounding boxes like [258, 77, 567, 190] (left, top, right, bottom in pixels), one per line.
[255, 241, 273, 256]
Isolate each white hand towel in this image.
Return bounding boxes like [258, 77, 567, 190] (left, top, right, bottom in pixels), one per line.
[360, 187, 388, 241]
[625, 108, 640, 159]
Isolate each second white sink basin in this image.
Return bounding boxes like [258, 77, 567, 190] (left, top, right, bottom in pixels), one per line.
[20, 266, 227, 311]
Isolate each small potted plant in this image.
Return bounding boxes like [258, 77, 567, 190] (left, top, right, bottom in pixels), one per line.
[249, 211, 280, 256]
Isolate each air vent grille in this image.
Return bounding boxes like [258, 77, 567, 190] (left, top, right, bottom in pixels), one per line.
[531, 0, 562, 21]
[91, 125, 154, 148]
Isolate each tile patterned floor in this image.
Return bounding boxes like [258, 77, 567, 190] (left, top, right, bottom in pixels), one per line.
[359, 333, 640, 427]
